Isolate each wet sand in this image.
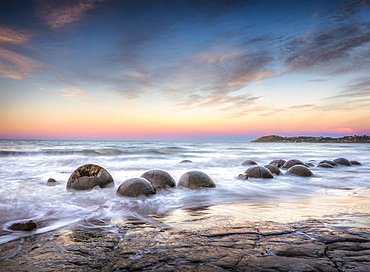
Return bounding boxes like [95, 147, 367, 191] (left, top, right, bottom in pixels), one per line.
[1, 194, 370, 271]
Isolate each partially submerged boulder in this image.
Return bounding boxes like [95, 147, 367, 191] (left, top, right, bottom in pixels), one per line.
[269, 159, 286, 168]
[180, 160, 193, 163]
[282, 159, 306, 169]
[178, 171, 216, 189]
[317, 162, 334, 168]
[286, 165, 313, 177]
[333, 158, 351, 166]
[245, 166, 273, 179]
[264, 164, 282, 175]
[318, 160, 336, 167]
[117, 178, 156, 197]
[241, 160, 258, 166]
[9, 220, 37, 231]
[141, 169, 175, 189]
[350, 160, 362, 166]
[67, 164, 114, 190]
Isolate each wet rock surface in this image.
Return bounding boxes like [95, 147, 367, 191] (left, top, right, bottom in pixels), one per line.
[117, 178, 156, 197]
[141, 169, 176, 189]
[245, 166, 274, 179]
[178, 171, 216, 189]
[9, 220, 37, 231]
[1, 219, 370, 271]
[334, 158, 351, 166]
[241, 160, 258, 166]
[286, 165, 313, 177]
[282, 159, 306, 169]
[66, 164, 114, 190]
[269, 159, 286, 168]
[264, 164, 282, 175]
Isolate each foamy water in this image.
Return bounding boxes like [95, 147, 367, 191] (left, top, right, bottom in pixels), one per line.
[0, 140, 369, 244]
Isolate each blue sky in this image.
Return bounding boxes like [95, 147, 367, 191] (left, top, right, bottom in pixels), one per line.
[0, 0, 369, 140]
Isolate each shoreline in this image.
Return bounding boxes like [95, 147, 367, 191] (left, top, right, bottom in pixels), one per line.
[2, 196, 370, 271]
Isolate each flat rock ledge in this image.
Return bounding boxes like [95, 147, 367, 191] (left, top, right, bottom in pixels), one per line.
[1, 219, 370, 271]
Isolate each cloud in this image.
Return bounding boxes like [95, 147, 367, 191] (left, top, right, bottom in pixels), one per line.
[59, 88, 90, 102]
[332, 0, 370, 21]
[0, 48, 44, 80]
[0, 26, 31, 45]
[37, 0, 106, 30]
[285, 22, 370, 74]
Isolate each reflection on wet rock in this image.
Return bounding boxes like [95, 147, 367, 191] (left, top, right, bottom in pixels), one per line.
[141, 169, 176, 189]
[66, 164, 114, 190]
[117, 178, 156, 197]
[286, 165, 313, 177]
[178, 171, 216, 189]
[245, 166, 273, 179]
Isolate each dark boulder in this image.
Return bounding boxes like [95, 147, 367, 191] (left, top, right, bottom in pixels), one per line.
[269, 159, 286, 168]
[178, 171, 216, 189]
[47, 178, 58, 186]
[317, 163, 334, 168]
[286, 165, 313, 177]
[245, 166, 273, 179]
[350, 160, 362, 165]
[264, 164, 282, 175]
[282, 159, 306, 169]
[141, 169, 175, 189]
[241, 160, 258, 166]
[9, 220, 37, 231]
[66, 164, 114, 190]
[180, 160, 193, 163]
[319, 160, 336, 166]
[333, 158, 351, 166]
[117, 178, 156, 197]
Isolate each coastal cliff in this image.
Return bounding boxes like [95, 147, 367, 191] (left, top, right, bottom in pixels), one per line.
[252, 135, 370, 143]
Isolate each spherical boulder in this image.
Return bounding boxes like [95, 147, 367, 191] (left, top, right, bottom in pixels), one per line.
[333, 158, 351, 166]
[264, 164, 282, 175]
[178, 171, 216, 189]
[238, 174, 248, 180]
[141, 169, 175, 189]
[282, 159, 306, 169]
[67, 164, 114, 190]
[269, 159, 286, 168]
[286, 165, 313, 177]
[180, 160, 193, 163]
[245, 166, 273, 179]
[319, 160, 336, 167]
[350, 160, 362, 166]
[241, 160, 258, 166]
[117, 178, 156, 197]
[317, 162, 334, 168]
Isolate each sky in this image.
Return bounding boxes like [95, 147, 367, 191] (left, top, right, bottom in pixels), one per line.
[0, 0, 369, 141]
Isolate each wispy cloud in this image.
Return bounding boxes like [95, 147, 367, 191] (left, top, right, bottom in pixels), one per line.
[0, 48, 43, 80]
[59, 88, 90, 102]
[37, 0, 106, 30]
[0, 26, 31, 45]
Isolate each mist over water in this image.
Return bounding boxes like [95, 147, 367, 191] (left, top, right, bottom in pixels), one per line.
[0, 140, 369, 244]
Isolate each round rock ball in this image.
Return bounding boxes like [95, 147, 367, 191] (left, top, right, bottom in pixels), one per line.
[333, 158, 351, 166]
[317, 162, 334, 168]
[269, 159, 286, 168]
[264, 164, 281, 175]
[141, 169, 175, 189]
[282, 159, 306, 169]
[178, 171, 216, 189]
[245, 166, 273, 179]
[286, 165, 313, 177]
[241, 160, 258, 166]
[319, 160, 337, 167]
[117, 178, 156, 197]
[67, 164, 114, 190]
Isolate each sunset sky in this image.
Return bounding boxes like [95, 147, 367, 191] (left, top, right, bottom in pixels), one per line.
[0, 0, 369, 141]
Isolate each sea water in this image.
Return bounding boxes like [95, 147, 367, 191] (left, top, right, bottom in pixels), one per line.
[0, 140, 369, 244]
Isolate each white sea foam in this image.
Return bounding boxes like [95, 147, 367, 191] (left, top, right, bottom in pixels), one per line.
[0, 140, 369, 244]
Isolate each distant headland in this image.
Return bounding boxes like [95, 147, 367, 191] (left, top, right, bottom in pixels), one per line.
[252, 135, 370, 143]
